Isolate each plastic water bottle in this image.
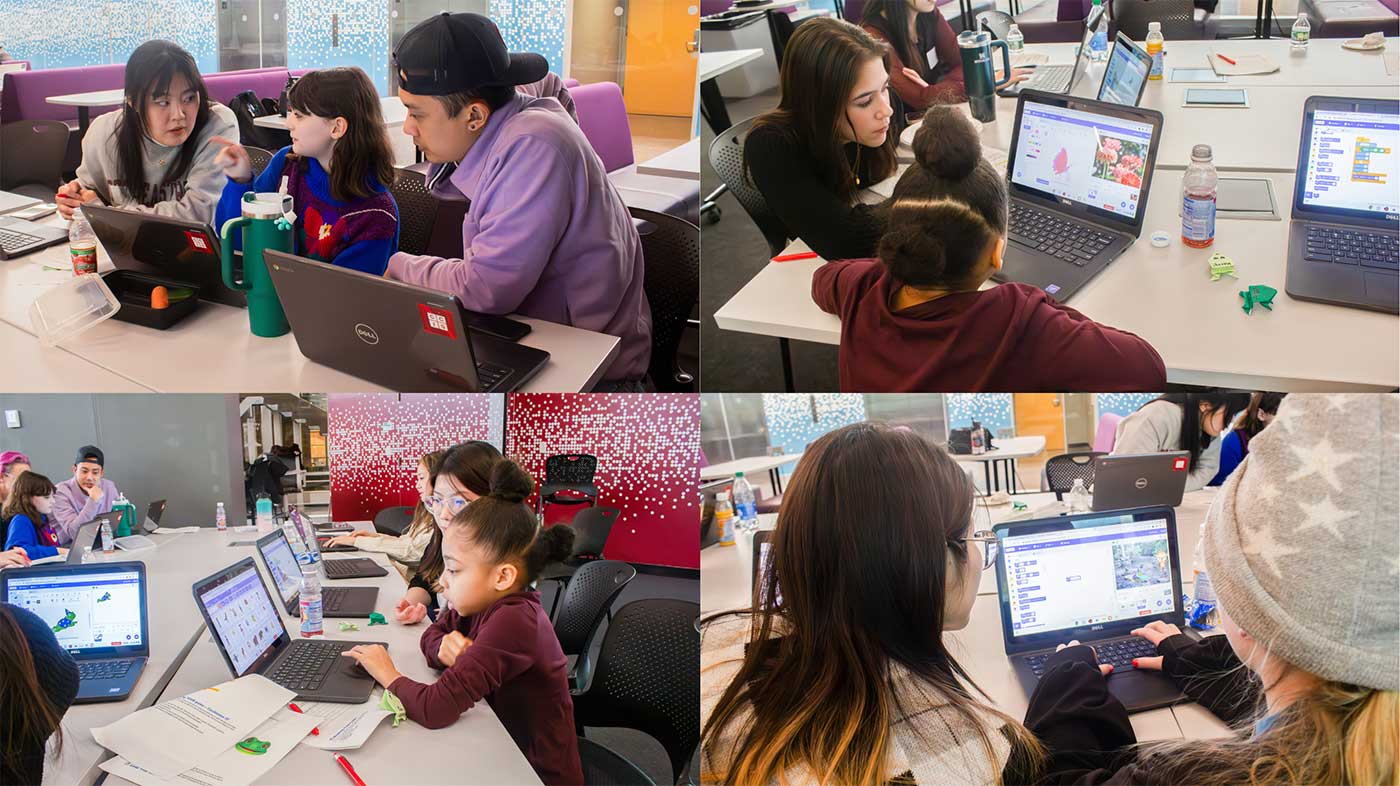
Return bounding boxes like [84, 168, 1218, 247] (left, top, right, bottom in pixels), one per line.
[100, 517, 115, 553]
[1088, 0, 1109, 62]
[1291, 12, 1310, 50]
[215, 502, 227, 532]
[732, 472, 759, 533]
[1181, 145, 1218, 249]
[970, 422, 987, 455]
[298, 553, 323, 637]
[255, 496, 275, 532]
[1068, 478, 1092, 513]
[1006, 23, 1025, 53]
[715, 492, 736, 547]
[1146, 22, 1165, 80]
[68, 208, 98, 276]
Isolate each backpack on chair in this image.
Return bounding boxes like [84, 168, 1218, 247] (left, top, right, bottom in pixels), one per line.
[228, 90, 292, 152]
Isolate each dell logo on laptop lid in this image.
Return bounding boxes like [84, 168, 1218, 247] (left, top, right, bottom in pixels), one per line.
[1135, 477, 1149, 489]
[354, 324, 380, 345]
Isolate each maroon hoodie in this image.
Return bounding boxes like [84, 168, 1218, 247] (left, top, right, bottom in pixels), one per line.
[389, 590, 583, 786]
[813, 258, 1166, 391]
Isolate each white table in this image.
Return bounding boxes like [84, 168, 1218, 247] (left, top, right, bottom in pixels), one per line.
[713, 167, 1399, 390]
[97, 531, 541, 786]
[45, 88, 124, 136]
[700, 452, 804, 495]
[252, 96, 406, 131]
[951, 435, 1047, 494]
[701, 488, 1231, 740]
[635, 137, 701, 181]
[0, 319, 149, 391]
[698, 48, 766, 134]
[0, 216, 621, 392]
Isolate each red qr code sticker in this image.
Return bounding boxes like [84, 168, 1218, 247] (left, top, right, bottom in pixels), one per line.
[184, 230, 213, 253]
[1173, 457, 1188, 471]
[418, 304, 457, 338]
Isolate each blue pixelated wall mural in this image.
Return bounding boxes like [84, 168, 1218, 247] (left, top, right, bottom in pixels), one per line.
[762, 394, 867, 476]
[945, 394, 1015, 437]
[1094, 393, 1160, 421]
[0, 0, 217, 72]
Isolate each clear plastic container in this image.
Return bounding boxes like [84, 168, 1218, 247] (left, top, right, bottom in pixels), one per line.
[732, 472, 758, 533]
[298, 553, 323, 637]
[1291, 12, 1310, 50]
[29, 273, 121, 348]
[1181, 144, 1219, 248]
[1006, 23, 1025, 53]
[216, 502, 227, 532]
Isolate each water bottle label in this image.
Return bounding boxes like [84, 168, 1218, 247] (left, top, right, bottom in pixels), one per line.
[736, 501, 758, 522]
[1182, 194, 1216, 243]
[1149, 51, 1164, 77]
[300, 597, 323, 636]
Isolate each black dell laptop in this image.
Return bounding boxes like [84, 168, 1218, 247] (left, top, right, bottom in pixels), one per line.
[263, 250, 549, 392]
[82, 205, 246, 307]
[255, 530, 379, 617]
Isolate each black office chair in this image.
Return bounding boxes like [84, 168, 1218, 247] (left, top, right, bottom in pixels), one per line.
[578, 737, 658, 786]
[629, 207, 698, 392]
[554, 559, 636, 691]
[245, 146, 275, 180]
[1044, 451, 1107, 500]
[543, 506, 621, 617]
[388, 167, 438, 256]
[372, 505, 414, 536]
[1112, 0, 1214, 39]
[574, 599, 700, 785]
[537, 454, 600, 518]
[1, 120, 70, 200]
[707, 117, 790, 257]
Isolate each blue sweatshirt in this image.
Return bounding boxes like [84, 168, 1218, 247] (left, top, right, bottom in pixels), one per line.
[1209, 429, 1247, 486]
[4, 512, 60, 559]
[215, 147, 399, 276]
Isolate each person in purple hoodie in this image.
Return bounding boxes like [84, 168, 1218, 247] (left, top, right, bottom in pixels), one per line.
[51, 445, 122, 545]
[386, 13, 652, 391]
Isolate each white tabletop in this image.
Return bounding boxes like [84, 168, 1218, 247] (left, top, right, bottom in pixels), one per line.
[95, 532, 541, 786]
[710, 0, 810, 14]
[701, 488, 1230, 740]
[0, 216, 620, 393]
[0, 319, 149, 391]
[699, 452, 804, 481]
[45, 89, 125, 107]
[254, 96, 407, 130]
[950, 435, 1047, 463]
[635, 137, 701, 181]
[713, 167, 1399, 390]
[698, 49, 767, 82]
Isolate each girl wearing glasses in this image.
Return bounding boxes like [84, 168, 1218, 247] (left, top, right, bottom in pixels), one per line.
[700, 422, 1043, 786]
[326, 451, 444, 573]
[394, 441, 503, 624]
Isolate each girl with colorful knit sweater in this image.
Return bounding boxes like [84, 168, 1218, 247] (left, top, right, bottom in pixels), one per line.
[213, 67, 399, 275]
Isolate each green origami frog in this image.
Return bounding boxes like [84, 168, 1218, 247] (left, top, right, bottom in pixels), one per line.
[1239, 284, 1277, 314]
[235, 737, 271, 756]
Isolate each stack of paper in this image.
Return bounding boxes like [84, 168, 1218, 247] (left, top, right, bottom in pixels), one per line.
[292, 700, 396, 750]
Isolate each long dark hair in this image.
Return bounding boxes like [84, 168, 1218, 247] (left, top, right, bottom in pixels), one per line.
[701, 423, 1041, 785]
[1236, 392, 1286, 441]
[1144, 392, 1252, 468]
[746, 17, 897, 203]
[861, 0, 924, 78]
[286, 67, 397, 201]
[0, 604, 66, 776]
[115, 40, 213, 207]
[449, 459, 573, 589]
[1, 471, 55, 524]
[882, 106, 1008, 290]
[403, 450, 445, 543]
[417, 440, 502, 590]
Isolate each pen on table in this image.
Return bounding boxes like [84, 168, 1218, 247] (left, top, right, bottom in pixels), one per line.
[333, 753, 368, 786]
[1216, 53, 1237, 65]
[288, 702, 320, 735]
[772, 251, 819, 262]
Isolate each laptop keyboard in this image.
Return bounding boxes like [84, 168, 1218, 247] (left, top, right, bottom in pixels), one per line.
[0, 227, 44, 253]
[79, 659, 134, 681]
[1304, 225, 1399, 271]
[476, 361, 511, 390]
[323, 559, 371, 578]
[1009, 202, 1117, 266]
[266, 640, 350, 692]
[1026, 636, 1158, 676]
[1024, 63, 1073, 92]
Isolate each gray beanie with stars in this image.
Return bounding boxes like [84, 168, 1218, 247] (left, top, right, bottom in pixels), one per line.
[1203, 393, 1398, 692]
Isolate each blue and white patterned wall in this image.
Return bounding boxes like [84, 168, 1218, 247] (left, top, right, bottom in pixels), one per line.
[0, 0, 217, 72]
[945, 394, 1014, 437]
[1094, 393, 1160, 421]
[761, 394, 867, 475]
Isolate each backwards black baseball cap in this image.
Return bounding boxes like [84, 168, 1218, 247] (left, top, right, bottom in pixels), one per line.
[392, 13, 548, 96]
[75, 445, 104, 468]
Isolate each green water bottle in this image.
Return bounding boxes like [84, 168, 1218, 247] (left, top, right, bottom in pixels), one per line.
[112, 494, 137, 537]
[221, 192, 294, 338]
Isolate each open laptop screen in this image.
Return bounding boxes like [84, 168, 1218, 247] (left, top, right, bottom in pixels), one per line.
[1001, 514, 1177, 639]
[1301, 108, 1399, 219]
[258, 531, 303, 607]
[1098, 34, 1151, 107]
[195, 561, 286, 676]
[4, 565, 146, 655]
[1011, 100, 1155, 222]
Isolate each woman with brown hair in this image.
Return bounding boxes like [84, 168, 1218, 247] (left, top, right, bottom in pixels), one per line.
[1207, 392, 1285, 486]
[743, 16, 899, 261]
[326, 450, 444, 572]
[1, 602, 79, 785]
[700, 422, 1044, 785]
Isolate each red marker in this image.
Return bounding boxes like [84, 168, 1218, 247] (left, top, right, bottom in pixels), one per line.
[288, 703, 319, 735]
[772, 251, 819, 262]
[1217, 53, 1237, 65]
[333, 753, 368, 786]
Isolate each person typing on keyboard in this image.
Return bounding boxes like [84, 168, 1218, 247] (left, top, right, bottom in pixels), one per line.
[812, 106, 1165, 392]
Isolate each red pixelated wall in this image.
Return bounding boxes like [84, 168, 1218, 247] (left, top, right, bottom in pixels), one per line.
[328, 394, 505, 522]
[506, 394, 700, 569]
